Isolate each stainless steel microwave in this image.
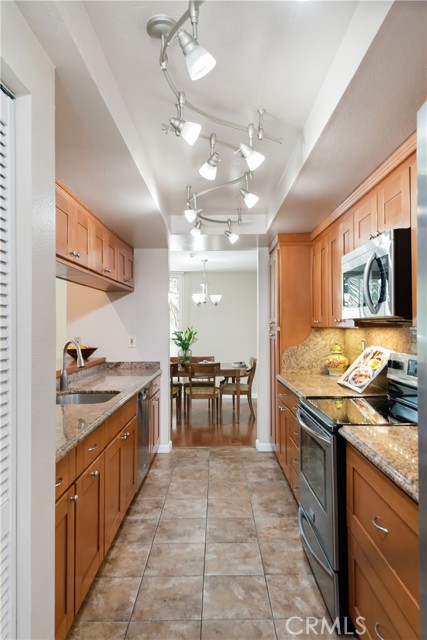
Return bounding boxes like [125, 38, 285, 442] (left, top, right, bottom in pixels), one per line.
[341, 228, 412, 321]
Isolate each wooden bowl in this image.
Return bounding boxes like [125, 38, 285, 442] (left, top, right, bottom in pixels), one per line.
[67, 347, 98, 361]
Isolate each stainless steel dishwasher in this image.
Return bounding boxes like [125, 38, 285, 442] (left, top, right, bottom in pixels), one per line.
[136, 387, 150, 489]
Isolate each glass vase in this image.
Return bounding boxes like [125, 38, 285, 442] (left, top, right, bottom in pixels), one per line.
[178, 348, 192, 365]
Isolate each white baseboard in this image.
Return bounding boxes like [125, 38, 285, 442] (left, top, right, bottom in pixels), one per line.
[256, 439, 274, 452]
[158, 440, 172, 453]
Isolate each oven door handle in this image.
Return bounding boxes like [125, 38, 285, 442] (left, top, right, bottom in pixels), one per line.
[298, 508, 334, 578]
[363, 251, 380, 314]
[298, 411, 331, 446]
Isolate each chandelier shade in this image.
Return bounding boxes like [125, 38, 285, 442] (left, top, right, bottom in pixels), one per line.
[192, 259, 222, 307]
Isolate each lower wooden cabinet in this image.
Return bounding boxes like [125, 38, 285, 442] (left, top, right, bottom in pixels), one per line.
[149, 376, 161, 462]
[275, 381, 300, 501]
[55, 395, 140, 639]
[346, 444, 419, 639]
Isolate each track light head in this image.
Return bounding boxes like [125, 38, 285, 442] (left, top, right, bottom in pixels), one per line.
[225, 218, 239, 244]
[170, 117, 201, 146]
[177, 29, 216, 81]
[190, 220, 202, 237]
[239, 187, 259, 209]
[199, 151, 220, 180]
[184, 208, 198, 223]
[239, 143, 265, 171]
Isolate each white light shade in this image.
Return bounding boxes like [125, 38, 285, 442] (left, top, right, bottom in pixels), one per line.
[190, 224, 202, 237]
[185, 208, 198, 222]
[192, 293, 206, 306]
[209, 294, 222, 306]
[239, 143, 265, 171]
[180, 120, 202, 146]
[225, 230, 239, 244]
[240, 188, 259, 209]
[186, 45, 216, 81]
[199, 161, 217, 181]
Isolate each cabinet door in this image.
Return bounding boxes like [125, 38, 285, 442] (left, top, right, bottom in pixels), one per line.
[75, 454, 105, 612]
[89, 218, 107, 275]
[56, 189, 73, 260]
[311, 234, 328, 326]
[377, 163, 410, 233]
[104, 230, 118, 280]
[104, 434, 122, 551]
[72, 205, 90, 268]
[120, 416, 137, 512]
[328, 214, 354, 328]
[117, 240, 134, 288]
[276, 402, 289, 478]
[269, 245, 280, 326]
[353, 194, 378, 248]
[270, 333, 280, 451]
[55, 487, 76, 640]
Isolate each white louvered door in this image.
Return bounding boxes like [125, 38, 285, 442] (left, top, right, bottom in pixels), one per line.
[0, 87, 16, 639]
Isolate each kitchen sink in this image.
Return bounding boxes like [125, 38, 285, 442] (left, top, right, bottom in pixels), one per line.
[56, 391, 120, 405]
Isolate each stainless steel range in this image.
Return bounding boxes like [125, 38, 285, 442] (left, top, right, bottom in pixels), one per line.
[297, 352, 418, 627]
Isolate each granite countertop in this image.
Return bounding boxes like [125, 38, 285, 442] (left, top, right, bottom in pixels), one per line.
[277, 371, 387, 399]
[277, 371, 418, 503]
[56, 363, 161, 462]
[340, 425, 419, 503]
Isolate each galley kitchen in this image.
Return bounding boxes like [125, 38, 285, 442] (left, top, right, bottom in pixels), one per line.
[1, 1, 427, 639]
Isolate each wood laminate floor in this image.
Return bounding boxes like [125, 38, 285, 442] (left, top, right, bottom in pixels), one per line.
[171, 397, 257, 448]
[68, 447, 341, 640]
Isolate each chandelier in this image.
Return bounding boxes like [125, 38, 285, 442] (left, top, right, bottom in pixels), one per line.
[192, 259, 222, 307]
[146, 1, 281, 242]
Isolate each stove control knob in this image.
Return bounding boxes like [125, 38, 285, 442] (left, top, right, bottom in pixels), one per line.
[388, 359, 403, 370]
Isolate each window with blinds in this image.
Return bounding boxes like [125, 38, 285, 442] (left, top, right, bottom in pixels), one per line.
[0, 87, 16, 639]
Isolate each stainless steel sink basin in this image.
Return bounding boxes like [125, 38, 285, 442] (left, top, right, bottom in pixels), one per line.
[56, 391, 120, 405]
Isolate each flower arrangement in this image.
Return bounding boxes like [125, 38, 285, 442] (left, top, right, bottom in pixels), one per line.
[172, 327, 198, 364]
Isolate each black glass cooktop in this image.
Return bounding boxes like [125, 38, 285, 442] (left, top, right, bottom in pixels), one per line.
[301, 393, 418, 431]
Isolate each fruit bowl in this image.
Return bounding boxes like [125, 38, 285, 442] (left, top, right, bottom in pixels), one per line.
[67, 346, 98, 361]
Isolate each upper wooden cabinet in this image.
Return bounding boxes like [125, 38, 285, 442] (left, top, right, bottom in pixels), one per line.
[310, 233, 329, 327]
[353, 193, 378, 248]
[328, 211, 354, 328]
[56, 181, 134, 292]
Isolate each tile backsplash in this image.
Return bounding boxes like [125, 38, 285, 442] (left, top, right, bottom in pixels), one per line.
[282, 325, 416, 373]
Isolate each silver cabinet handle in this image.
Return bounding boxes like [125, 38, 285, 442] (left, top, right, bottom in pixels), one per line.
[374, 622, 386, 640]
[70, 250, 81, 258]
[104, 267, 112, 273]
[312, 319, 321, 324]
[334, 318, 343, 323]
[372, 516, 389, 534]
[279, 406, 285, 413]
[55, 477, 64, 488]
[120, 432, 130, 440]
[88, 443, 99, 452]
[91, 470, 100, 478]
[70, 494, 78, 502]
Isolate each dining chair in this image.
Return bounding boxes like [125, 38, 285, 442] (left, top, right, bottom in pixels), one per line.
[219, 357, 257, 420]
[170, 362, 182, 422]
[184, 362, 221, 422]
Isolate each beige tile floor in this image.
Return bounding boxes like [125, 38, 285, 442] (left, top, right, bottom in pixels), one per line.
[69, 448, 342, 639]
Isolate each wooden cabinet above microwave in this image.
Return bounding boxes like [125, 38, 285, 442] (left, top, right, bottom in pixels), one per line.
[55, 181, 134, 292]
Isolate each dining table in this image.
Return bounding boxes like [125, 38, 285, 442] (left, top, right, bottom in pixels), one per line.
[174, 362, 248, 422]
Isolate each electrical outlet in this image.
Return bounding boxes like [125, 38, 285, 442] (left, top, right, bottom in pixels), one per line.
[128, 336, 136, 348]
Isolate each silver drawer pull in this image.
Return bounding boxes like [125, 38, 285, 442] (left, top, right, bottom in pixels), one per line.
[374, 622, 386, 640]
[55, 477, 64, 488]
[70, 250, 81, 258]
[372, 515, 389, 534]
[120, 432, 130, 440]
[70, 494, 78, 503]
[88, 443, 99, 452]
[104, 267, 112, 273]
[91, 470, 100, 477]
[279, 407, 285, 413]
[293, 458, 298, 464]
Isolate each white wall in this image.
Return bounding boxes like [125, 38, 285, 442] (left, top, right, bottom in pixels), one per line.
[180, 271, 258, 365]
[67, 248, 171, 448]
[256, 248, 272, 450]
[1, 3, 56, 638]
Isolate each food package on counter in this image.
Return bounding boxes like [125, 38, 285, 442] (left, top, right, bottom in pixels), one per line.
[337, 346, 390, 393]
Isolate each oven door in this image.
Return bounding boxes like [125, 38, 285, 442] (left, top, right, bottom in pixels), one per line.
[298, 406, 338, 570]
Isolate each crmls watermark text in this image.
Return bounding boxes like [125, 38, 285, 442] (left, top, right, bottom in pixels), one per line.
[284, 616, 367, 636]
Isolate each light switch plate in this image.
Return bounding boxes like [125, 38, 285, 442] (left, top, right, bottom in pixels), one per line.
[128, 336, 136, 348]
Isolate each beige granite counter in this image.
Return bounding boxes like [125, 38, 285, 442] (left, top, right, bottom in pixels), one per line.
[340, 425, 418, 503]
[277, 372, 387, 399]
[56, 363, 161, 462]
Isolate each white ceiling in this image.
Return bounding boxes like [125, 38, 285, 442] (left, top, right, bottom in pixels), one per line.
[16, 1, 427, 271]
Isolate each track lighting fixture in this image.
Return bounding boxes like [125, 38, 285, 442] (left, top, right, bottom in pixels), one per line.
[239, 173, 259, 209]
[238, 123, 265, 171]
[177, 29, 216, 81]
[170, 92, 201, 146]
[199, 134, 220, 181]
[225, 219, 239, 244]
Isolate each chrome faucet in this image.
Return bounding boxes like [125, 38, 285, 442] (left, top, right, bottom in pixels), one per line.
[60, 339, 85, 391]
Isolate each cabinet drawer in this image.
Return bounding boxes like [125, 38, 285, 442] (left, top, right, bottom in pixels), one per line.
[285, 389, 299, 416]
[287, 410, 299, 446]
[105, 397, 137, 442]
[55, 449, 76, 500]
[289, 463, 299, 502]
[76, 423, 106, 476]
[348, 531, 418, 639]
[288, 437, 299, 471]
[347, 447, 418, 604]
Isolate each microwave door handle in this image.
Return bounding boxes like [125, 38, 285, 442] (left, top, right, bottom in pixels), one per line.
[297, 410, 331, 446]
[363, 251, 379, 314]
[298, 508, 334, 578]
